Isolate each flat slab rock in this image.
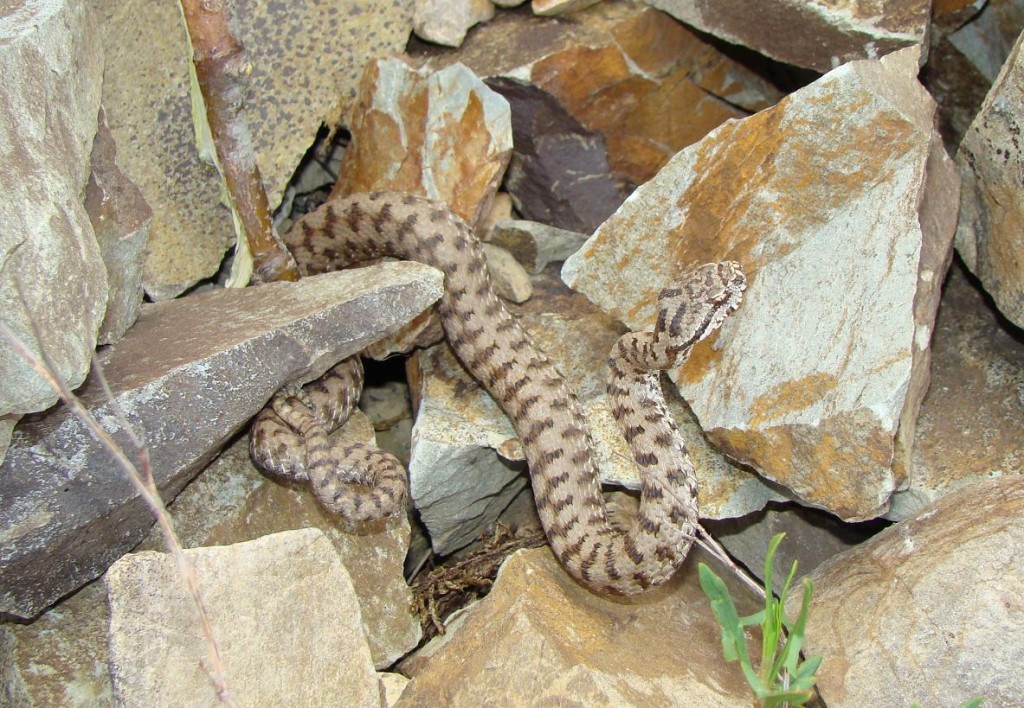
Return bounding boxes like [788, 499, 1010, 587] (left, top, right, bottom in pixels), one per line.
[797, 477, 1024, 705]
[104, 528, 383, 706]
[563, 47, 959, 521]
[0, 262, 442, 619]
[398, 546, 760, 705]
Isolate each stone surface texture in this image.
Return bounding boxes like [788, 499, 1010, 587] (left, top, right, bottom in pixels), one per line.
[105, 529, 383, 706]
[86, 109, 151, 346]
[409, 268, 782, 556]
[798, 477, 1024, 706]
[397, 547, 759, 705]
[0, 0, 106, 426]
[954, 27, 1024, 328]
[0, 263, 442, 618]
[894, 262, 1024, 518]
[643, 0, 932, 72]
[413, 0, 495, 47]
[487, 220, 590, 273]
[87, 0, 414, 298]
[533, 0, 603, 15]
[563, 48, 959, 521]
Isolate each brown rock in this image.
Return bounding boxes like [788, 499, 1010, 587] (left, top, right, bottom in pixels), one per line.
[86, 108, 151, 345]
[88, 0, 414, 298]
[797, 477, 1024, 705]
[0, 262, 442, 619]
[105, 529, 383, 706]
[645, 0, 932, 73]
[563, 48, 959, 520]
[955, 27, 1024, 328]
[1, 0, 105, 423]
[397, 546, 760, 705]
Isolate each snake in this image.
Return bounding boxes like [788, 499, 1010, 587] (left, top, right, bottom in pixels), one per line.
[250, 191, 745, 595]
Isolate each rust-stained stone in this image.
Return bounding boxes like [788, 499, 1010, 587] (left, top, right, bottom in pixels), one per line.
[0, 262, 443, 619]
[796, 477, 1024, 705]
[397, 546, 760, 705]
[645, 0, 932, 73]
[87, 0, 414, 298]
[332, 57, 512, 230]
[86, 109, 152, 346]
[105, 529, 382, 706]
[413, 0, 780, 190]
[893, 262, 1024, 518]
[955, 27, 1024, 329]
[563, 48, 959, 521]
[409, 267, 781, 556]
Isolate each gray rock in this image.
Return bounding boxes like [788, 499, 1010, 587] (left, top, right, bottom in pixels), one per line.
[488, 219, 589, 273]
[105, 529, 383, 706]
[482, 243, 533, 303]
[955, 27, 1024, 328]
[413, 0, 496, 47]
[797, 477, 1024, 706]
[0, 0, 106, 425]
[643, 0, 931, 72]
[563, 48, 959, 521]
[86, 109, 151, 346]
[0, 262, 442, 619]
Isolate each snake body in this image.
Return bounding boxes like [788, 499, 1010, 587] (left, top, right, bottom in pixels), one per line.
[251, 191, 745, 594]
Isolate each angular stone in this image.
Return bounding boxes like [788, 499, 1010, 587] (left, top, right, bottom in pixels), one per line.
[0, 262, 443, 618]
[134, 426, 422, 670]
[533, 0, 602, 15]
[645, 0, 932, 72]
[86, 109, 151, 346]
[412, 2, 780, 206]
[0, 0, 105, 421]
[105, 529, 382, 706]
[563, 48, 959, 521]
[893, 262, 1024, 518]
[955, 28, 1024, 328]
[488, 220, 589, 273]
[332, 58, 512, 230]
[482, 243, 533, 303]
[797, 477, 1024, 706]
[409, 269, 781, 556]
[413, 0, 495, 47]
[0, 581, 113, 706]
[397, 547, 759, 705]
[87, 0, 414, 298]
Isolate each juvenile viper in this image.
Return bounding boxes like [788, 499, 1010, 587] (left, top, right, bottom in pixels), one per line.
[251, 192, 745, 595]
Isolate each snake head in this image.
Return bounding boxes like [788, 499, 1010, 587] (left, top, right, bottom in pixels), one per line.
[655, 261, 746, 352]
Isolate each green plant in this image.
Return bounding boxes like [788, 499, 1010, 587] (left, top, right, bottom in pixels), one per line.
[699, 532, 821, 707]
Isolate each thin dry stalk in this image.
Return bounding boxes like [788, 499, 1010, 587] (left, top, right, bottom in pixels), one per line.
[0, 313, 236, 706]
[178, 0, 298, 285]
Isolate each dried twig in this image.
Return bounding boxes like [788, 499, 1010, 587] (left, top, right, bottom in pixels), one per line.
[178, 0, 298, 285]
[0, 298, 236, 706]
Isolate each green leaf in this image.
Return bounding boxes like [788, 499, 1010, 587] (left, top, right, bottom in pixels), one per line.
[698, 563, 752, 668]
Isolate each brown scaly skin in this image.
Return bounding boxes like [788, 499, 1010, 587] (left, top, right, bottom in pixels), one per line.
[251, 191, 745, 595]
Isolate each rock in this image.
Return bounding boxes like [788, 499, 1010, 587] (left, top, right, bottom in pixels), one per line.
[954, 28, 1024, 328]
[332, 58, 512, 230]
[409, 268, 781, 556]
[0, 262, 443, 619]
[412, 1, 780, 211]
[644, 0, 932, 72]
[414, 0, 495, 47]
[488, 220, 589, 273]
[894, 261, 1024, 518]
[397, 546, 760, 705]
[796, 477, 1024, 705]
[134, 422, 422, 670]
[0, 0, 105, 425]
[532, 0, 603, 15]
[482, 243, 533, 302]
[563, 48, 959, 521]
[478, 190, 514, 239]
[0, 581, 113, 706]
[488, 77, 627, 233]
[86, 109, 151, 346]
[380, 672, 410, 705]
[87, 0, 414, 298]
[105, 529, 383, 706]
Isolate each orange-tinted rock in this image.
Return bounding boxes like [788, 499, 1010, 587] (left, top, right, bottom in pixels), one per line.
[564, 48, 959, 520]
